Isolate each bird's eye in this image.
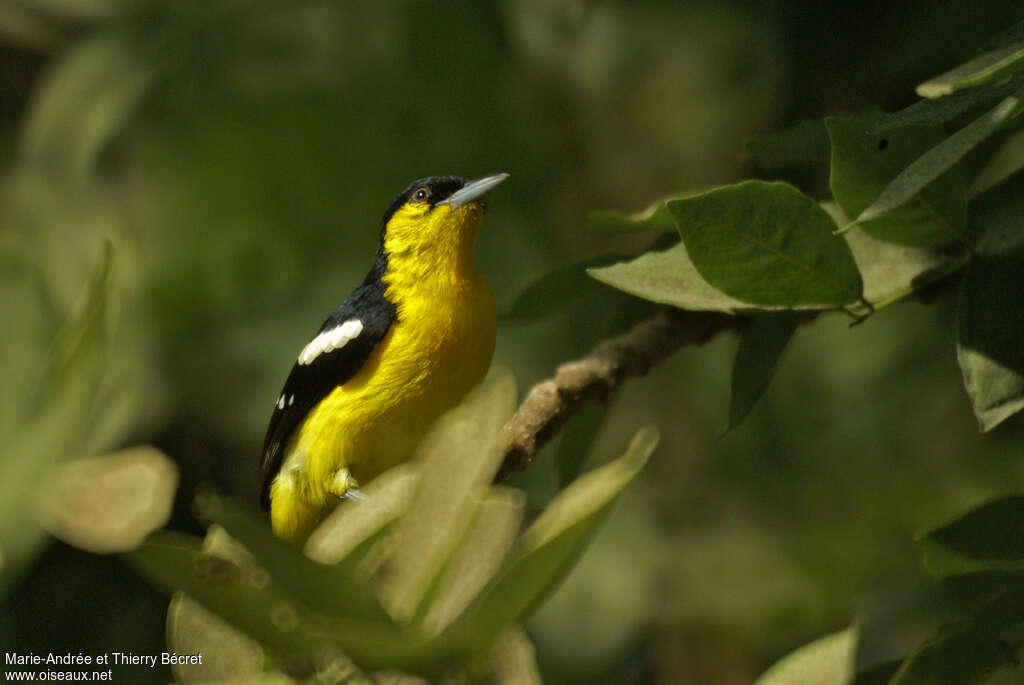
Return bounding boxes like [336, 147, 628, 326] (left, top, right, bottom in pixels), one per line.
[413, 187, 429, 202]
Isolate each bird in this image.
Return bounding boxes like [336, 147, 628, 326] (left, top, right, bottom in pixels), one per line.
[259, 173, 508, 541]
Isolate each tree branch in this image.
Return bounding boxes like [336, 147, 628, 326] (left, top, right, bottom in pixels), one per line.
[496, 309, 745, 480]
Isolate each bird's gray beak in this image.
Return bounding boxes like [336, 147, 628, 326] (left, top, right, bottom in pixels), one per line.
[443, 172, 510, 209]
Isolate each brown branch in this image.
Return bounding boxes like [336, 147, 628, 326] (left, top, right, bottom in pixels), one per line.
[496, 309, 745, 481]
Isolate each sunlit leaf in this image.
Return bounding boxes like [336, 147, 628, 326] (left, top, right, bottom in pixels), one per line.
[305, 463, 420, 566]
[840, 222, 958, 306]
[669, 181, 863, 308]
[457, 426, 657, 650]
[917, 40, 1024, 98]
[485, 629, 542, 685]
[588, 243, 751, 313]
[168, 593, 266, 684]
[746, 119, 829, 171]
[728, 315, 800, 430]
[379, 372, 518, 623]
[755, 625, 858, 685]
[827, 113, 968, 247]
[421, 488, 525, 635]
[854, 91, 1024, 227]
[37, 446, 177, 554]
[956, 250, 1024, 431]
[918, 496, 1024, 578]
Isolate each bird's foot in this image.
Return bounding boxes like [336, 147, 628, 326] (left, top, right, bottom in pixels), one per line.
[328, 468, 364, 501]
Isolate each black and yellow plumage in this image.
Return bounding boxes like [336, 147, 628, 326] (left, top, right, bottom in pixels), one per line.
[259, 173, 508, 540]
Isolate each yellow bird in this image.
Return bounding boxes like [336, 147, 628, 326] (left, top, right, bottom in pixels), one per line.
[259, 173, 508, 540]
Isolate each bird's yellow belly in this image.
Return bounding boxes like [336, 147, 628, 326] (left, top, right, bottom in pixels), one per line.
[270, 286, 495, 539]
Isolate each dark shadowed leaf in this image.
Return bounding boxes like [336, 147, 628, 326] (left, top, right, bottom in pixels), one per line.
[669, 181, 863, 308]
[956, 250, 1024, 431]
[556, 402, 611, 488]
[852, 660, 902, 685]
[855, 91, 1024, 227]
[194, 494, 391, 622]
[501, 256, 620, 322]
[917, 40, 1024, 98]
[587, 196, 680, 234]
[888, 624, 1015, 685]
[728, 315, 800, 430]
[869, 74, 1024, 134]
[746, 119, 830, 171]
[970, 169, 1024, 256]
[918, 496, 1024, 578]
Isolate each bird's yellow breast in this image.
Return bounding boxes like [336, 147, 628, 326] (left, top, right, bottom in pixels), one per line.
[270, 199, 496, 540]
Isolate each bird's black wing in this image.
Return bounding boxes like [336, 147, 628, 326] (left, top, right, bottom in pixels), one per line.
[258, 275, 396, 509]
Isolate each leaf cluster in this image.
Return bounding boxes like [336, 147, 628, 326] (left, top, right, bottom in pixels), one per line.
[123, 375, 659, 683]
[511, 28, 1024, 434]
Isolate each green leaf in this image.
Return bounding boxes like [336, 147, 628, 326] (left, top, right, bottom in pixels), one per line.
[458, 426, 658, 650]
[827, 113, 968, 247]
[745, 119, 830, 171]
[971, 169, 1024, 256]
[194, 494, 392, 622]
[587, 196, 680, 234]
[918, 496, 1024, 578]
[500, 255, 629, 323]
[728, 315, 800, 430]
[167, 593, 267, 684]
[839, 220, 959, 307]
[556, 402, 610, 488]
[851, 661, 901, 685]
[588, 243, 752, 313]
[485, 629, 542, 685]
[854, 91, 1024, 227]
[421, 488, 525, 635]
[755, 625, 858, 685]
[0, 244, 112, 597]
[126, 532, 458, 677]
[917, 40, 1024, 98]
[956, 250, 1024, 431]
[669, 181, 863, 308]
[19, 34, 155, 179]
[38, 446, 178, 554]
[868, 74, 1024, 134]
[888, 625, 1015, 685]
[378, 372, 518, 623]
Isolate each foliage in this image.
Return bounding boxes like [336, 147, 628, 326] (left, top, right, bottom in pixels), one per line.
[125, 376, 658, 682]
[559, 27, 1024, 684]
[3, 2, 1024, 684]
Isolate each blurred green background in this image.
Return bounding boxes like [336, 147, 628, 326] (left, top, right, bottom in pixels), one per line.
[2, 1, 1023, 682]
